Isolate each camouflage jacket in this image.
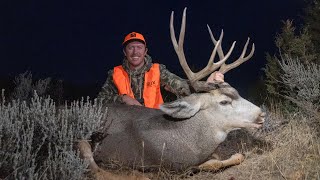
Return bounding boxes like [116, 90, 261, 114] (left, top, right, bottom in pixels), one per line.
[97, 54, 190, 105]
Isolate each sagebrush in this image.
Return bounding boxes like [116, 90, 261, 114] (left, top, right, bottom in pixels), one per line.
[0, 90, 106, 180]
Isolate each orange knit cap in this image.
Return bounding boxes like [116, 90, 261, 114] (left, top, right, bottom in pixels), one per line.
[122, 32, 146, 46]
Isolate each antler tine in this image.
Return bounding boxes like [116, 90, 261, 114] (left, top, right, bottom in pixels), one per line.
[192, 39, 235, 82]
[219, 38, 255, 74]
[207, 25, 225, 60]
[170, 8, 195, 81]
[207, 25, 255, 74]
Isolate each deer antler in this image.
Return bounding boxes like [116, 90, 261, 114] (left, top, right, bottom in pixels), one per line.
[170, 8, 236, 84]
[207, 26, 255, 74]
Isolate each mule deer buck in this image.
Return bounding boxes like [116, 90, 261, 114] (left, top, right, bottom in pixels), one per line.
[79, 7, 264, 179]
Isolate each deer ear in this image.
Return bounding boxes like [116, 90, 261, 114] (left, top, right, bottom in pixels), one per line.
[160, 98, 201, 118]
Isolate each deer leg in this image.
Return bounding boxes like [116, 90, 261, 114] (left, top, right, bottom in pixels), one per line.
[198, 153, 244, 171]
[78, 140, 121, 179]
[78, 140, 100, 173]
[78, 140, 150, 180]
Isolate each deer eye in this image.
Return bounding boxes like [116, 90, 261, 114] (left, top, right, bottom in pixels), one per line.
[219, 100, 231, 105]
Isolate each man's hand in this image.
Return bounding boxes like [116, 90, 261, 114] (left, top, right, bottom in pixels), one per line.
[206, 71, 224, 83]
[121, 95, 143, 106]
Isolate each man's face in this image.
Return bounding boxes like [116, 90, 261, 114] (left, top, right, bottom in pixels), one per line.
[123, 41, 147, 70]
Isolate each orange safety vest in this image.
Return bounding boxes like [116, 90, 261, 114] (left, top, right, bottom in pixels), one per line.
[113, 63, 164, 109]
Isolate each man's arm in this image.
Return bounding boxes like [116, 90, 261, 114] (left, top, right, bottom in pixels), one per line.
[97, 70, 123, 104]
[159, 64, 191, 97]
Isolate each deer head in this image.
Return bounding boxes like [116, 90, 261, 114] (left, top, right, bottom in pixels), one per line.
[160, 7, 263, 129]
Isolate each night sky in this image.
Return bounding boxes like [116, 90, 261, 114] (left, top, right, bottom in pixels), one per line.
[0, 0, 305, 97]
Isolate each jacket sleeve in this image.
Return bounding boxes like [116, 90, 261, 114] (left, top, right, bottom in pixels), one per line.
[97, 69, 123, 104]
[159, 64, 191, 97]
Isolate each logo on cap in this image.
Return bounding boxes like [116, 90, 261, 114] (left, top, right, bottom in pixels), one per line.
[130, 32, 136, 37]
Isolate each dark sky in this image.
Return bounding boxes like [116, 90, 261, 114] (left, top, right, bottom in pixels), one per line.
[0, 0, 305, 96]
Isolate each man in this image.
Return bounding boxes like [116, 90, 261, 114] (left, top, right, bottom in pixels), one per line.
[97, 32, 224, 109]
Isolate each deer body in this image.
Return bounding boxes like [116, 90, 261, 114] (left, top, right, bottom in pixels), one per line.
[94, 88, 264, 170]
